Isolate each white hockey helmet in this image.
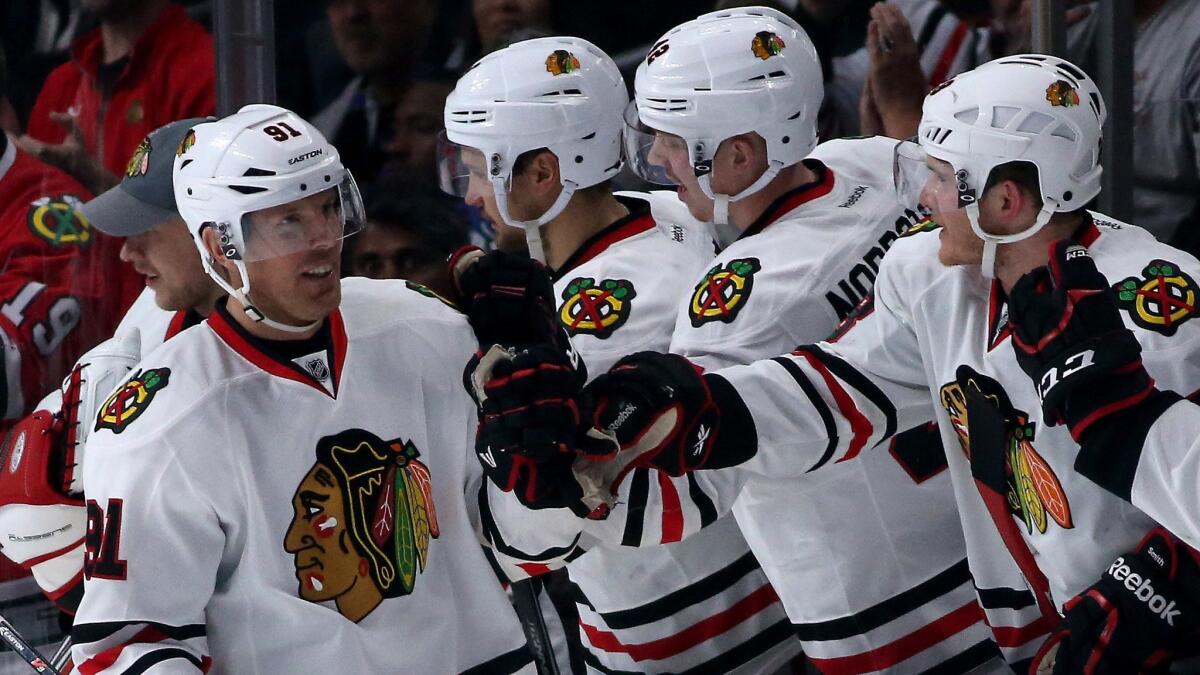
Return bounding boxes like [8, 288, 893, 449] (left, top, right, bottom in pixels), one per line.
[911, 54, 1105, 276]
[173, 104, 365, 330]
[625, 6, 823, 224]
[439, 36, 628, 261]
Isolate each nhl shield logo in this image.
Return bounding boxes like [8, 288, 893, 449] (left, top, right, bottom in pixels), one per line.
[558, 277, 637, 339]
[95, 368, 171, 434]
[1114, 260, 1197, 336]
[28, 195, 92, 247]
[689, 258, 761, 328]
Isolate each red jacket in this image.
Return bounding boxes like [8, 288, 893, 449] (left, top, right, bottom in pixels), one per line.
[25, 3, 215, 176]
[0, 144, 141, 423]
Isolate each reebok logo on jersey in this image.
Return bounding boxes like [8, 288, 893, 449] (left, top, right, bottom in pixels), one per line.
[1108, 556, 1182, 625]
[838, 185, 868, 208]
[479, 446, 497, 468]
[690, 424, 710, 460]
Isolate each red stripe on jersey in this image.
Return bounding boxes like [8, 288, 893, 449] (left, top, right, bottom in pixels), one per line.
[806, 600, 984, 674]
[555, 212, 657, 278]
[327, 309, 348, 396]
[22, 536, 83, 568]
[658, 472, 684, 544]
[986, 616, 1053, 648]
[796, 352, 872, 462]
[740, 163, 837, 239]
[78, 625, 172, 674]
[929, 22, 969, 89]
[164, 311, 189, 341]
[518, 562, 552, 577]
[207, 309, 346, 398]
[972, 478, 1060, 623]
[46, 570, 83, 602]
[579, 582, 780, 661]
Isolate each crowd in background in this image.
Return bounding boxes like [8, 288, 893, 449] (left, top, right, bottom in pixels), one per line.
[0, 0, 1198, 656]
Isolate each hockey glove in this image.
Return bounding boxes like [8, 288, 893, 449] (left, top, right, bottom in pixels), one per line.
[1009, 241, 1157, 441]
[1030, 527, 1200, 675]
[573, 352, 757, 506]
[466, 345, 606, 517]
[450, 246, 572, 355]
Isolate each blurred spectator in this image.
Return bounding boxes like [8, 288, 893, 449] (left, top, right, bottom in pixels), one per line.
[472, 0, 552, 56]
[1067, 0, 1200, 250]
[15, 0, 214, 195]
[313, 0, 439, 182]
[344, 187, 470, 297]
[0, 1, 81, 132]
[378, 69, 456, 187]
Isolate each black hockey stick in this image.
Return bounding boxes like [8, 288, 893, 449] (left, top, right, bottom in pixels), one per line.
[0, 615, 59, 674]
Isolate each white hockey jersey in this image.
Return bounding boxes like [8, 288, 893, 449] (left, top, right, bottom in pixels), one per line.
[707, 214, 1200, 666]
[665, 137, 1003, 674]
[1121, 399, 1200, 549]
[110, 287, 203, 357]
[525, 192, 801, 673]
[72, 279, 534, 674]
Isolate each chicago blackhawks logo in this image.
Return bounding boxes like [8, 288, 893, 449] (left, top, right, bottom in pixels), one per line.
[939, 369, 1072, 536]
[1114, 260, 1196, 336]
[558, 277, 637, 339]
[689, 258, 761, 327]
[750, 31, 786, 60]
[125, 137, 152, 177]
[28, 195, 91, 247]
[545, 49, 581, 76]
[284, 430, 439, 622]
[95, 368, 171, 434]
[176, 129, 196, 156]
[1045, 80, 1080, 108]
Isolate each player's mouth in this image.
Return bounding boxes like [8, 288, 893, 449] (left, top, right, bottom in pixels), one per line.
[300, 264, 335, 279]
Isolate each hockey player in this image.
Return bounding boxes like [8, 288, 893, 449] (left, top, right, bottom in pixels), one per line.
[439, 36, 801, 673]
[604, 7, 1005, 672]
[68, 105, 535, 673]
[0, 118, 222, 617]
[533, 54, 1200, 670]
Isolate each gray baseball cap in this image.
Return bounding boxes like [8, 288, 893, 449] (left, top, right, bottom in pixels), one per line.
[81, 117, 209, 237]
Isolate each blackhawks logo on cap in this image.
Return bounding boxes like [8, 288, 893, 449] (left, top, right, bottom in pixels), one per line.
[177, 129, 197, 156]
[1114, 259, 1197, 336]
[28, 195, 91, 247]
[558, 277, 637, 339]
[689, 258, 760, 327]
[95, 368, 171, 434]
[939, 368, 1073, 536]
[1045, 79, 1080, 107]
[751, 31, 786, 60]
[545, 50, 581, 76]
[125, 137, 152, 177]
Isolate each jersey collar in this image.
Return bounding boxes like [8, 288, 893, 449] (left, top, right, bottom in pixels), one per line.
[207, 300, 348, 399]
[737, 159, 836, 241]
[985, 212, 1103, 351]
[551, 196, 655, 281]
[165, 308, 205, 341]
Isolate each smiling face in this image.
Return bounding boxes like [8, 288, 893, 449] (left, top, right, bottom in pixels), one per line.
[283, 463, 382, 622]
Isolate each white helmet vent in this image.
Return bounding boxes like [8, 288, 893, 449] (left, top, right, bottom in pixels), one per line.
[1050, 124, 1077, 142]
[991, 106, 1019, 127]
[644, 97, 691, 112]
[448, 109, 491, 124]
[538, 88, 583, 97]
[925, 126, 953, 144]
[955, 107, 980, 123]
[1017, 112, 1054, 134]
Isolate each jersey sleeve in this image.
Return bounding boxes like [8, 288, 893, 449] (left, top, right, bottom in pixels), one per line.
[1120, 399, 1200, 548]
[709, 254, 936, 479]
[71, 433, 217, 674]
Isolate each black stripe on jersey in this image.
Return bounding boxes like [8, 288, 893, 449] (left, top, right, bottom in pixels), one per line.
[973, 585, 1036, 611]
[124, 648, 206, 675]
[72, 621, 206, 645]
[772, 356, 838, 471]
[916, 4, 948, 51]
[793, 558, 971, 642]
[1076, 389, 1182, 502]
[620, 469, 651, 547]
[477, 486, 581, 562]
[459, 644, 535, 675]
[686, 474, 718, 528]
[580, 618, 796, 675]
[569, 551, 763, 630]
[919, 640, 1002, 675]
[804, 346, 898, 443]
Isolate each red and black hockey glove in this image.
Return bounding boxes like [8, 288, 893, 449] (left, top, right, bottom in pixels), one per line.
[573, 352, 758, 499]
[1009, 240, 1162, 442]
[465, 345, 604, 517]
[1030, 527, 1200, 675]
[449, 246, 573, 356]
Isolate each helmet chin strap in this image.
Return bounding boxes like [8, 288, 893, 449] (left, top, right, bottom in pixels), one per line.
[492, 178, 578, 265]
[697, 159, 785, 226]
[967, 202, 1055, 280]
[202, 255, 321, 334]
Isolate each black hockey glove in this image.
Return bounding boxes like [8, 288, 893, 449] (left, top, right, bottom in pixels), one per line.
[573, 352, 757, 499]
[465, 345, 605, 517]
[1030, 527, 1200, 675]
[449, 246, 572, 355]
[1008, 240, 1155, 442]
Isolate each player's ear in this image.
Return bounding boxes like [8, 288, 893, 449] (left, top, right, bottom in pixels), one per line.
[531, 150, 560, 193]
[727, 133, 762, 176]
